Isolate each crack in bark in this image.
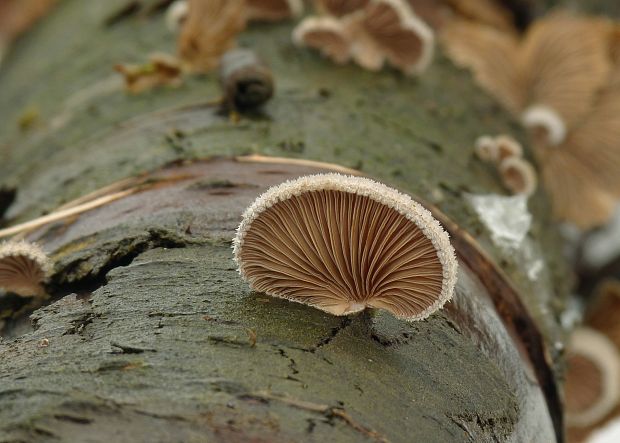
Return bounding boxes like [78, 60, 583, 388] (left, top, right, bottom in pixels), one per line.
[313, 317, 352, 351]
[239, 391, 389, 443]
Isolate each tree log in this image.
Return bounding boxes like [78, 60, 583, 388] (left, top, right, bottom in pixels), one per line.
[0, 1, 571, 442]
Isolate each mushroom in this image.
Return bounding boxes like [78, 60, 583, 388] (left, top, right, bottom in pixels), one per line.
[494, 134, 522, 161]
[0, 240, 51, 297]
[293, 16, 353, 64]
[165, 0, 188, 32]
[474, 134, 522, 164]
[233, 174, 458, 320]
[474, 135, 498, 163]
[521, 104, 566, 147]
[294, 0, 435, 74]
[314, 0, 370, 17]
[246, 0, 304, 22]
[440, 20, 523, 114]
[534, 69, 620, 229]
[564, 327, 620, 428]
[498, 156, 537, 196]
[350, 0, 435, 74]
[441, 14, 615, 139]
[177, 0, 247, 72]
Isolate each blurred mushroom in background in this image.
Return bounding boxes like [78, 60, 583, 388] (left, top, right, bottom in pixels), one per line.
[441, 12, 620, 230]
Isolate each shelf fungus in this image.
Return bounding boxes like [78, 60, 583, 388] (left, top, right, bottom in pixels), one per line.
[219, 48, 274, 111]
[564, 327, 620, 428]
[233, 174, 457, 320]
[294, 0, 435, 75]
[0, 240, 51, 297]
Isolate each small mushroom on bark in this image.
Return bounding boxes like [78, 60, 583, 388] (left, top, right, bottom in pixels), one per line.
[233, 174, 457, 320]
[0, 240, 51, 297]
[564, 327, 620, 428]
[498, 156, 537, 196]
[293, 16, 353, 64]
[294, 0, 435, 74]
[350, 0, 435, 74]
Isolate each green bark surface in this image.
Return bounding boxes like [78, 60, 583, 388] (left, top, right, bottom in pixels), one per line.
[0, 1, 571, 442]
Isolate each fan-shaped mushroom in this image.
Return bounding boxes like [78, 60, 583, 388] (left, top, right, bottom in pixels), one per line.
[0, 240, 51, 297]
[565, 327, 620, 428]
[233, 174, 457, 320]
[498, 156, 537, 196]
[351, 0, 435, 74]
[293, 16, 353, 64]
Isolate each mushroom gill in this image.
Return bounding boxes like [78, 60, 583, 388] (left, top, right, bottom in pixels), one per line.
[233, 174, 457, 321]
[293, 16, 353, 64]
[0, 240, 51, 297]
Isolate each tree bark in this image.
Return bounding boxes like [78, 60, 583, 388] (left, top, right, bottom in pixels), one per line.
[0, 1, 571, 442]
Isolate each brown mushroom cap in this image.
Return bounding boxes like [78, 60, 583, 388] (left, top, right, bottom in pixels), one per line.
[357, 0, 435, 75]
[293, 16, 353, 64]
[494, 134, 522, 161]
[498, 156, 537, 196]
[0, 240, 51, 297]
[565, 327, 620, 427]
[233, 174, 457, 321]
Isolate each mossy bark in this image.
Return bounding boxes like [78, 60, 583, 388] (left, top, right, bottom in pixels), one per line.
[0, 1, 572, 442]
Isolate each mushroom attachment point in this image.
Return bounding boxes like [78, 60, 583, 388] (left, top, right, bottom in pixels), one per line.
[219, 48, 274, 111]
[0, 240, 51, 297]
[233, 174, 458, 321]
